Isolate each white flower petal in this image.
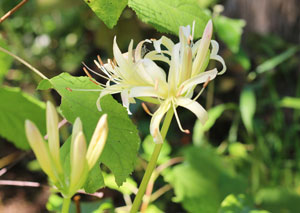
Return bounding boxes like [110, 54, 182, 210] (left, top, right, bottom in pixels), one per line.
[181, 69, 218, 94]
[130, 86, 164, 99]
[121, 90, 131, 114]
[191, 20, 213, 76]
[150, 100, 171, 143]
[180, 25, 191, 40]
[144, 51, 171, 64]
[210, 40, 227, 75]
[176, 97, 208, 125]
[135, 39, 151, 61]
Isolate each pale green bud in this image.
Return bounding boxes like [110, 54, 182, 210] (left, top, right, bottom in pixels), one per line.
[86, 114, 108, 170]
[70, 117, 83, 162]
[46, 101, 62, 173]
[69, 131, 88, 195]
[25, 120, 57, 182]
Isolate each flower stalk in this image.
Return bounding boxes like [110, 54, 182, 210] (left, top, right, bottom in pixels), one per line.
[130, 108, 174, 213]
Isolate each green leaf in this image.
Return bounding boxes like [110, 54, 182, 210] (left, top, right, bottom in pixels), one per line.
[0, 36, 13, 84]
[128, 0, 211, 38]
[280, 96, 300, 110]
[240, 87, 256, 133]
[0, 87, 46, 150]
[256, 46, 299, 74]
[164, 146, 246, 213]
[83, 0, 128, 29]
[103, 172, 137, 195]
[220, 194, 270, 213]
[39, 73, 140, 192]
[142, 135, 171, 164]
[214, 16, 246, 53]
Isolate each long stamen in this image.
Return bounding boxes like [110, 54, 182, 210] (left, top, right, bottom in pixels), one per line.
[109, 59, 115, 69]
[97, 55, 104, 66]
[82, 62, 111, 81]
[141, 102, 153, 116]
[172, 101, 190, 134]
[82, 67, 102, 86]
[193, 77, 211, 101]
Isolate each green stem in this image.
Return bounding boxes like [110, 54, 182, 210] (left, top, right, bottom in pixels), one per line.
[62, 197, 71, 213]
[130, 109, 174, 213]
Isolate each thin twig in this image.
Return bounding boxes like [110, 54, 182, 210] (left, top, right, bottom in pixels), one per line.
[0, 46, 48, 79]
[0, 0, 29, 24]
[0, 180, 104, 198]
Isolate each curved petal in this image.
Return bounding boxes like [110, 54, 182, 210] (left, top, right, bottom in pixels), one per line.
[150, 100, 171, 143]
[113, 37, 131, 79]
[153, 36, 174, 53]
[96, 85, 125, 111]
[135, 39, 151, 61]
[144, 51, 171, 64]
[180, 69, 218, 95]
[130, 86, 165, 99]
[121, 90, 132, 114]
[176, 97, 208, 125]
[210, 40, 227, 75]
[141, 58, 167, 83]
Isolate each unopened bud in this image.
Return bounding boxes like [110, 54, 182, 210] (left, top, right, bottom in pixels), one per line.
[86, 114, 108, 170]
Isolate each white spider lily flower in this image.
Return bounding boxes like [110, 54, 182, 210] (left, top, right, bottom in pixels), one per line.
[130, 20, 226, 143]
[88, 37, 167, 114]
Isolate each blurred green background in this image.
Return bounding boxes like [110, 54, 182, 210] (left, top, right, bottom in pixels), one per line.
[0, 0, 299, 212]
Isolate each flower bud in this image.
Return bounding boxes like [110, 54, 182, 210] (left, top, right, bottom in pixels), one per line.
[86, 114, 108, 170]
[25, 120, 57, 182]
[46, 101, 62, 173]
[69, 131, 88, 194]
[70, 117, 83, 160]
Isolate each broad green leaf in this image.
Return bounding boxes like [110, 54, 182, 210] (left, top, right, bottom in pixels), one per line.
[0, 87, 45, 150]
[142, 135, 171, 164]
[38, 73, 140, 192]
[0, 36, 13, 84]
[220, 194, 270, 213]
[240, 87, 256, 134]
[256, 46, 299, 74]
[164, 146, 246, 213]
[128, 0, 211, 38]
[255, 188, 300, 213]
[280, 96, 300, 110]
[214, 16, 246, 53]
[83, 0, 128, 29]
[103, 172, 137, 195]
